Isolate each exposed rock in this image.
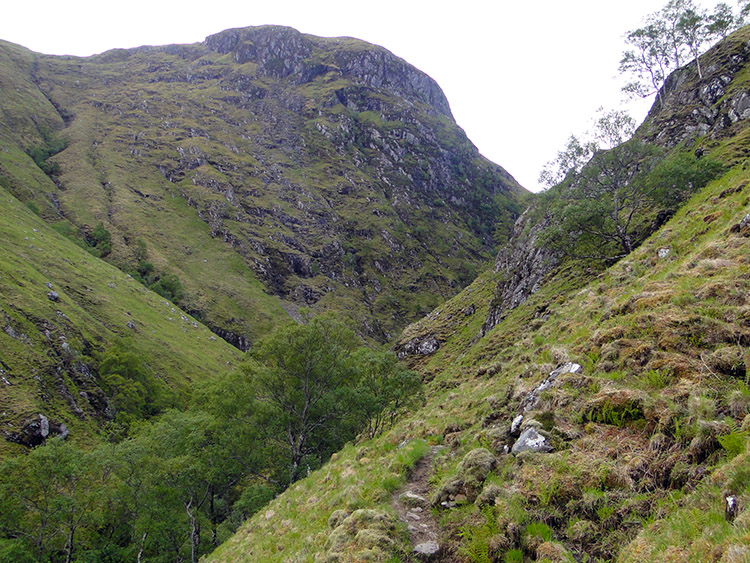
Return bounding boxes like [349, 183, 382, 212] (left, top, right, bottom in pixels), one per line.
[520, 362, 582, 413]
[5, 414, 69, 447]
[47, 291, 60, 302]
[413, 540, 440, 558]
[511, 427, 553, 454]
[396, 335, 440, 358]
[481, 210, 560, 336]
[209, 325, 250, 351]
[400, 491, 428, 507]
[646, 32, 750, 148]
[511, 414, 524, 434]
[657, 247, 671, 259]
[724, 491, 738, 522]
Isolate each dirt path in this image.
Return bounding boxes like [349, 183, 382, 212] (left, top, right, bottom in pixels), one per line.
[391, 445, 443, 559]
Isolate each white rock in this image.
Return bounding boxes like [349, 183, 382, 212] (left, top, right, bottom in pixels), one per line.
[413, 541, 440, 556]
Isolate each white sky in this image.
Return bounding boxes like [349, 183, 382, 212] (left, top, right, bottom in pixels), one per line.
[1, 0, 722, 192]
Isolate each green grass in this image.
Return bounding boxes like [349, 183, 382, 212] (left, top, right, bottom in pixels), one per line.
[212, 132, 750, 561]
[0, 185, 243, 453]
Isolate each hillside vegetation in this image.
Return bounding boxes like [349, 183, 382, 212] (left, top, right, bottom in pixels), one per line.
[2, 8, 750, 563]
[0, 26, 524, 346]
[0, 184, 243, 455]
[209, 25, 750, 563]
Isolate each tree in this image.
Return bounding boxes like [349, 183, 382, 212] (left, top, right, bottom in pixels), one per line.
[675, 2, 710, 78]
[0, 439, 107, 563]
[98, 340, 170, 421]
[620, 15, 673, 105]
[206, 314, 424, 487]
[244, 315, 361, 485]
[538, 110, 723, 262]
[540, 138, 664, 260]
[707, 3, 741, 39]
[349, 348, 423, 440]
[619, 0, 743, 103]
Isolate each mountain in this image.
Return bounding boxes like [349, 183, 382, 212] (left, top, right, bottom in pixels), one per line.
[0, 26, 525, 453]
[209, 26, 750, 562]
[0, 26, 525, 347]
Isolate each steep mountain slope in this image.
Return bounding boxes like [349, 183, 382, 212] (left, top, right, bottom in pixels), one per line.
[0, 26, 525, 345]
[209, 28, 750, 562]
[0, 184, 243, 455]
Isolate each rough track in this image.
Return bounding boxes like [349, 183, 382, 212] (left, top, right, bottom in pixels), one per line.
[391, 446, 444, 560]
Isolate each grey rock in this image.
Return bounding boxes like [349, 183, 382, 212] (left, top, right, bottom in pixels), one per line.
[511, 427, 553, 454]
[521, 362, 582, 413]
[39, 414, 49, 438]
[657, 247, 671, 259]
[397, 335, 440, 358]
[413, 541, 440, 557]
[740, 214, 750, 229]
[511, 414, 524, 434]
[4, 413, 68, 447]
[481, 210, 560, 336]
[400, 491, 428, 507]
[47, 291, 60, 302]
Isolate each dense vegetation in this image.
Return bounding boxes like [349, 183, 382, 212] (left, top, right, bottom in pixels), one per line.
[537, 110, 725, 263]
[0, 316, 421, 562]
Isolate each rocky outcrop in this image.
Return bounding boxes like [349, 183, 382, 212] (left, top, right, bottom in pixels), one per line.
[396, 335, 440, 359]
[511, 427, 553, 454]
[5, 414, 68, 447]
[204, 26, 452, 117]
[645, 29, 750, 151]
[481, 210, 560, 336]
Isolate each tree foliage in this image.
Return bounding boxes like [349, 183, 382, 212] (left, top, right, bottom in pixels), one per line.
[620, 0, 745, 102]
[538, 110, 724, 262]
[220, 314, 423, 485]
[98, 341, 171, 422]
[0, 314, 422, 561]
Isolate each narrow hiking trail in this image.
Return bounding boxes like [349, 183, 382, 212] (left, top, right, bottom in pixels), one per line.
[391, 446, 444, 560]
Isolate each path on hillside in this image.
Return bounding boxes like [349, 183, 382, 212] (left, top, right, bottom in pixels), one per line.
[391, 445, 444, 560]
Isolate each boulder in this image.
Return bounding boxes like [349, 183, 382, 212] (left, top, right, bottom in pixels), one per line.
[413, 540, 440, 558]
[397, 335, 440, 358]
[511, 427, 553, 454]
[4, 414, 69, 447]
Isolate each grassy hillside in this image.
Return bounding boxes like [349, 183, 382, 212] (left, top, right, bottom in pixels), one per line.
[0, 26, 526, 346]
[208, 139, 750, 563]
[0, 184, 243, 454]
[208, 30, 750, 562]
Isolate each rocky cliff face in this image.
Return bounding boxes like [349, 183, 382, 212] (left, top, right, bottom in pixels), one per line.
[480, 210, 560, 336]
[478, 27, 750, 341]
[0, 26, 525, 344]
[645, 29, 750, 150]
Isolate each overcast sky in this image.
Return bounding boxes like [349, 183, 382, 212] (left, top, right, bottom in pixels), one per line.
[1, 0, 724, 191]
